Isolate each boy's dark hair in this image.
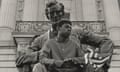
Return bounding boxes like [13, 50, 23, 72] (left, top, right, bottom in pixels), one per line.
[45, 1, 64, 19]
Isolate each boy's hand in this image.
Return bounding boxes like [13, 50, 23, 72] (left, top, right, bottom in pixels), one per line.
[64, 58, 73, 63]
[54, 60, 64, 67]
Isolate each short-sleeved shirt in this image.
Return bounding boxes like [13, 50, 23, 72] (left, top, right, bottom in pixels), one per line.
[40, 38, 85, 65]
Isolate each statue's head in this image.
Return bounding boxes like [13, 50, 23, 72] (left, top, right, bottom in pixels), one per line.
[45, 1, 64, 22]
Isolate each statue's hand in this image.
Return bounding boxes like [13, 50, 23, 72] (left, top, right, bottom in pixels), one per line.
[89, 56, 110, 71]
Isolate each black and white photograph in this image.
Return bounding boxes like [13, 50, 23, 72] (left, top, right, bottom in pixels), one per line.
[0, 0, 119, 72]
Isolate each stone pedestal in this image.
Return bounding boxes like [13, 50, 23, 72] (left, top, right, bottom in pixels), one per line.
[15, 37, 32, 56]
[13, 34, 34, 56]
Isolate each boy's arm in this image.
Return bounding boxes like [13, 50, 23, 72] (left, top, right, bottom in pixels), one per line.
[67, 45, 89, 65]
[39, 41, 64, 67]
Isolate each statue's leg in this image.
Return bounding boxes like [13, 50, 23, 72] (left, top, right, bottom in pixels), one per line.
[33, 63, 47, 72]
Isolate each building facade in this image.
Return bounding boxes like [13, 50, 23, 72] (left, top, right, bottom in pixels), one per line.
[0, 0, 120, 72]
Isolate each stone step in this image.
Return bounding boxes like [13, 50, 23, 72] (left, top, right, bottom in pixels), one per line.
[0, 46, 16, 49]
[112, 54, 120, 61]
[0, 45, 119, 55]
[0, 47, 16, 55]
[0, 54, 16, 61]
[0, 61, 16, 67]
[0, 68, 18, 72]
[113, 48, 120, 55]
[109, 67, 120, 72]
[0, 46, 119, 72]
[0, 67, 119, 72]
[0, 59, 119, 67]
[111, 61, 120, 67]
[0, 54, 119, 61]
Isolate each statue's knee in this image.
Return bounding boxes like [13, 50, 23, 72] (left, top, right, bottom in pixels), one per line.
[33, 63, 47, 72]
[34, 63, 45, 69]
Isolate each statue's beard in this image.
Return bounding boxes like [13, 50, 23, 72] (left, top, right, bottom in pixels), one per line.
[52, 16, 61, 22]
[50, 14, 63, 22]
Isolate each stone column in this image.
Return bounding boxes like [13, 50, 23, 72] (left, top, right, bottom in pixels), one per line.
[0, 8, 1, 16]
[23, 0, 39, 21]
[103, 0, 120, 45]
[0, 0, 1, 16]
[71, 0, 83, 21]
[82, 0, 98, 21]
[0, 0, 17, 46]
[38, 0, 45, 21]
[70, 0, 76, 21]
[76, 0, 83, 21]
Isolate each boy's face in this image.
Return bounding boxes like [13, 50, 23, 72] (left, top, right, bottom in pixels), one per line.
[58, 23, 72, 38]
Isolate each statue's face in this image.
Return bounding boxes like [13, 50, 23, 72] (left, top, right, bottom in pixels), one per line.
[47, 5, 64, 22]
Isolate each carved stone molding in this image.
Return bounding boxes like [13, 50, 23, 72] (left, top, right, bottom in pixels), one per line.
[14, 21, 106, 34]
[15, 21, 51, 34]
